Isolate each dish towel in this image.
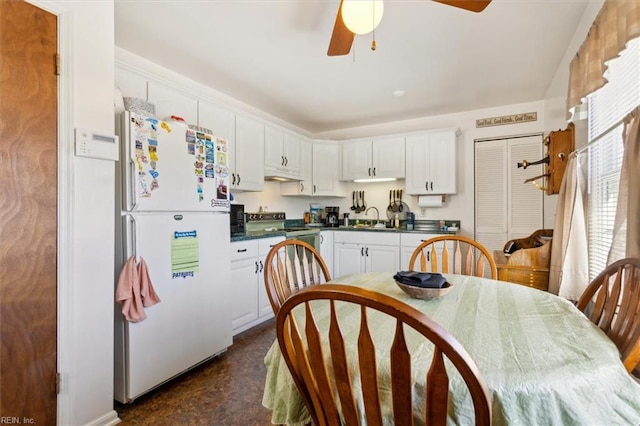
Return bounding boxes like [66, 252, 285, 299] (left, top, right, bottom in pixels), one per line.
[115, 256, 161, 322]
[393, 271, 447, 288]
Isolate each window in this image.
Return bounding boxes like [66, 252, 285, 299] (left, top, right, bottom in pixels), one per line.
[586, 37, 640, 280]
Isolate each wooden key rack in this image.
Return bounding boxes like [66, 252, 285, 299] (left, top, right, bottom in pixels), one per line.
[544, 122, 574, 195]
[518, 123, 575, 195]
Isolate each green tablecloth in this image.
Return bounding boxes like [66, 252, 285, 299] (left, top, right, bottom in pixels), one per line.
[262, 272, 640, 425]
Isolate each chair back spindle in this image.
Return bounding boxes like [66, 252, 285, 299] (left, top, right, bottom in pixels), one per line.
[264, 239, 331, 315]
[409, 235, 497, 279]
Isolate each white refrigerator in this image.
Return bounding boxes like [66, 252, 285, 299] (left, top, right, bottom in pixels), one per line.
[114, 111, 232, 403]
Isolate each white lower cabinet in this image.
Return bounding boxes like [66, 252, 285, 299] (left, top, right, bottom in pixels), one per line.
[400, 233, 453, 272]
[319, 230, 334, 278]
[333, 232, 400, 278]
[230, 236, 284, 335]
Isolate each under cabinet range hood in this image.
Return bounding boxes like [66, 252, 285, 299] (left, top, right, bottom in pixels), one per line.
[263, 170, 304, 182]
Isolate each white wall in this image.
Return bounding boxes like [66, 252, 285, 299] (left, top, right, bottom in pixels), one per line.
[30, 0, 119, 425]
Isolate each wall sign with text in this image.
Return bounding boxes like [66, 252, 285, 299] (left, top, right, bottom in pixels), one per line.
[476, 112, 537, 128]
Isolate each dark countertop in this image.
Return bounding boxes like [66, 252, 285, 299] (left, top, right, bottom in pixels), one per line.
[230, 225, 458, 242]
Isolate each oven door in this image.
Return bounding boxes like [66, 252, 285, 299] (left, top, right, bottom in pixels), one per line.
[285, 229, 320, 252]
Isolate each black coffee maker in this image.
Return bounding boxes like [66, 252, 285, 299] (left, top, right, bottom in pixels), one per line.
[324, 207, 340, 227]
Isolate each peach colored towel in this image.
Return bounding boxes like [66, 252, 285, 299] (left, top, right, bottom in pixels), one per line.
[115, 256, 161, 322]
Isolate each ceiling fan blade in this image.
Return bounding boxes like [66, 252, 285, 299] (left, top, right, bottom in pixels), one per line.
[432, 0, 492, 13]
[327, 0, 354, 56]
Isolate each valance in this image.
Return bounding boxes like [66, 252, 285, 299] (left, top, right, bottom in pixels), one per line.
[566, 0, 640, 118]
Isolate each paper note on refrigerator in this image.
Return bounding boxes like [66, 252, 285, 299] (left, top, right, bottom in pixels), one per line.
[171, 230, 199, 278]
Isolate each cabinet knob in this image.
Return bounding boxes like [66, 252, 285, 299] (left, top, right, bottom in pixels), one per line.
[255, 261, 259, 273]
[372, 167, 376, 176]
[300, 183, 304, 192]
[368, 167, 372, 176]
[259, 260, 263, 272]
[237, 174, 241, 185]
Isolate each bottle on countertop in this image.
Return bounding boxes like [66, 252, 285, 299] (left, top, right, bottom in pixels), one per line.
[407, 212, 415, 230]
[343, 213, 350, 227]
[394, 213, 400, 228]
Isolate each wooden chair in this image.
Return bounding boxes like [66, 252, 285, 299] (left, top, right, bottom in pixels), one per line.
[408, 235, 498, 279]
[263, 239, 331, 315]
[276, 284, 491, 426]
[576, 258, 640, 373]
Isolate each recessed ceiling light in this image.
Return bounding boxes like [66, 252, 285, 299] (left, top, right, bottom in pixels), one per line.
[392, 90, 405, 97]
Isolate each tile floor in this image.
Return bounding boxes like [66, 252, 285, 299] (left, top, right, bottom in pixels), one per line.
[116, 318, 276, 425]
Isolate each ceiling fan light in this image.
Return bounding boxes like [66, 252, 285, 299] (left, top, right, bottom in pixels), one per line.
[341, 0, 384, 35]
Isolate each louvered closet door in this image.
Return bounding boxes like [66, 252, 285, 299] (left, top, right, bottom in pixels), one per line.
[508, 136, 544, 238]
[475, 140, 508, 253]
[474, 135, 543, 255]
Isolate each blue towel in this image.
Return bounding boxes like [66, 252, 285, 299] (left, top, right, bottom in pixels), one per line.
[393, 271, 447, 288]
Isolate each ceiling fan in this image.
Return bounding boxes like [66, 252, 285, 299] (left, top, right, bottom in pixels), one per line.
[327, 0, 492, 56]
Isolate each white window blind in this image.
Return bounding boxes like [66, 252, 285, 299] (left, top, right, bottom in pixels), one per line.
[586, 37, 640, 280]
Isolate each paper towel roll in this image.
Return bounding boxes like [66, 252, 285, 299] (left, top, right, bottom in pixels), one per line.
[418, 195, 444, 208]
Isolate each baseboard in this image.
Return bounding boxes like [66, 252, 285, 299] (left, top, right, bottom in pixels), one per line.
[84, 410, 121, 426]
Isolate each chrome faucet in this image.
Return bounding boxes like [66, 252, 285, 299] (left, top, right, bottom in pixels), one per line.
[365, 206, 380, 224]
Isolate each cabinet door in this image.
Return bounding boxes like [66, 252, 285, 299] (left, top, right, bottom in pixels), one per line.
[334, 243, 364, 278]
[115, 66, 147, 100]
[320, 230, 334, 278]
[280, 138, 312, 196]
[147, 81, 198, 125]
[342, 140, 371, 180]
[258, 237, 285, 319]
[429, 131, 457, 194]
[372, 136, 405, 179]
[198, 101, 235, 142]
[405, 133, 431, 194]
[313, 143, 342, 196]
[235, 115, 264, 191]
[264, 125, 284, 170]
[230, 257, 259, 331]
[365, 244, 399, 273]
[282, 132, 301, 175]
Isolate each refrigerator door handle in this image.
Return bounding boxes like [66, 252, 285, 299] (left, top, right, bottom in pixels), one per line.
[129, 160, 138, 211]
[129, 215, 139, 262]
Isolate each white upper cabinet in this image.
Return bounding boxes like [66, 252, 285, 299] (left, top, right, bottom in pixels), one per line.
[342, 136, 405, 181]
[264, 125, 301, 178]
[115, 66, 147, 101]
[147, 81, 198, 125]
[280, 138, 313, 196]
[312, 142, 345, 196]
[197, 100, 235, 142]
[405, 129, 458, 195]
[342, 140, 372, 180]
[234, 114, 264, 191]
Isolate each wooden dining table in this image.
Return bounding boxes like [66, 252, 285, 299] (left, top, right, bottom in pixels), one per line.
[262, 272, 640, 425]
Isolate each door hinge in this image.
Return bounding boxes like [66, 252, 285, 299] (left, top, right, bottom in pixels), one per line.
[55, 53, 61, 76]
[56, 372, 61, 394]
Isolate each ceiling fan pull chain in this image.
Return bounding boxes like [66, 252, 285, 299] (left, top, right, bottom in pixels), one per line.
[371, 2, 377, 51]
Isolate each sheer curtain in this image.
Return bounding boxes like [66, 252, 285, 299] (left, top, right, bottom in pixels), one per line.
[608, 108, 640, 262]
[549, 154, 589, 299]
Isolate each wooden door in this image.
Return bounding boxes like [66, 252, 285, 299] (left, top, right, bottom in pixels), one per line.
[0, 1, 58, 422]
